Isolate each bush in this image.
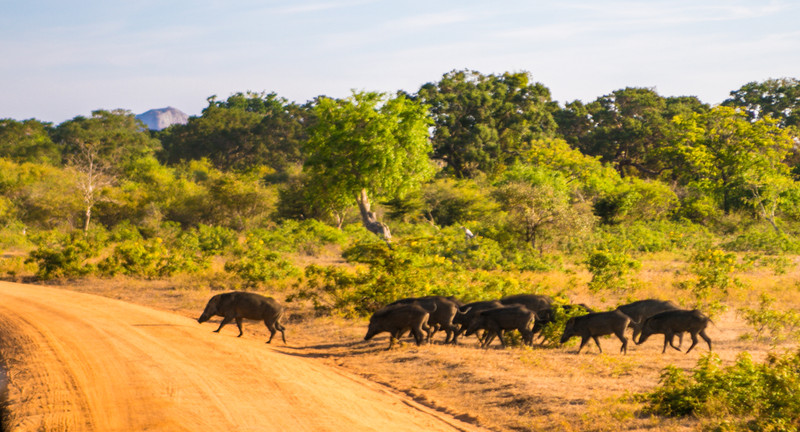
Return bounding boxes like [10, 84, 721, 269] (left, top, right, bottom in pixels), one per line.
[293, 237, 534, 317]
[738, 294, 800, 344]
[723, 224, 800, 254]
[641, 351, 800, 431]
[192, 224, 237, 255]
[675, 248, 743, 318]
[586, 250, 641, 293]
[595, 220, 712, 253]
[244, 219, 347, 256]
[99, 234, 209, 278]
[537, 303, 592, 346]
[26, 230, 103, 279]
[223, 230, 301, 287]
[594, 178, 678, 225]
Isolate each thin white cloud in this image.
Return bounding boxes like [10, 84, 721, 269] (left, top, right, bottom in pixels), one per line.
[266, 0, 376, 15]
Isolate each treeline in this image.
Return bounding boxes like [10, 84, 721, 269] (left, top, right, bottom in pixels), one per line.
[1, 70, 799, 285]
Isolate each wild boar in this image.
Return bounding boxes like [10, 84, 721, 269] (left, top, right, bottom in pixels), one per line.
[559, 310, 631, 354]
[197, 291, 286, 344]
[500, 293, 554, 314]
[636, 309, 712, 354]
[387, 296, 463, 343]
[615, 299, 681, 342]
[464, 305, 537, 349]
[451, 300, 504, 344]
[532, 303, 594, 342]
[364, 303, 431, 349]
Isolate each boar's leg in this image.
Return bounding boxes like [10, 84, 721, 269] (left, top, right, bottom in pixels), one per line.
[668, 331, 682, 352]
[577, 336, 590, 354]
[235, 317, 245, 337]
[410, 326, 425, 346]
[265, 322, 277, 344]
[591, 335, 603, 354]
[614, 331, 628, 354]
[699, 329, 712, 351]
[481, 330, 499, 349]
[685, 331, 700, 353]
[214, 316, 234, 333]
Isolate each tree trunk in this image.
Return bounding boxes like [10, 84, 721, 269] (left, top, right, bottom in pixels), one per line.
[356, 188, 391, 241]
[83, 205, 92, 235]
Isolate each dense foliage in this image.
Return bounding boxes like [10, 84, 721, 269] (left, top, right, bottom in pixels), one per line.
[642, 351, 800, 431]
[1, 71, 799, 301]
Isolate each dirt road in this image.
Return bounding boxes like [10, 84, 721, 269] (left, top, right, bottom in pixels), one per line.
[0, 282, 483, 432]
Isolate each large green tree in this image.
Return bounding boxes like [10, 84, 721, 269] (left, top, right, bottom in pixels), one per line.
[0, 118, 59, 164]
[303, 91, 434, 239]
[159, 92, 309, 173]
[666, 106, 795, 221]
[417, 69, 557, 178]
[556, 88, 709, 177]
[723, 77, 800, 128]
[54, 109, 160, 232]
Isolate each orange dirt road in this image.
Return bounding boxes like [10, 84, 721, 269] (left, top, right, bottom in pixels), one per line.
[0, 282, 483, 432]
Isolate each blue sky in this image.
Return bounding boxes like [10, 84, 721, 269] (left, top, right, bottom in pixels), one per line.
[2, 0, 799, 124]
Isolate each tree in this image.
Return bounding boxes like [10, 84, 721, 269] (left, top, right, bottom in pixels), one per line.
[303, 91, 434, 239]
[492, 165, 574, 253]
[159, 92, 309, 172]
[723, 77, 800, 128]
[54, 109, 160, 233]
[556, 88, 709, 177]
[666, 106, 795, 218]
[0, 118, 60, 164]
[417, 69, 557, 178]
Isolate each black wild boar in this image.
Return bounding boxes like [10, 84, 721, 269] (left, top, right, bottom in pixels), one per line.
[636, 309, 712, 354]
[500, 293, 554, 313]
[464, 305, 537, 349]
[451, 300, 504, 344]
[559, 310, 631, 354]
[197, 291, 286, 344]
[615, 299, 681, 342]
[387, 296, 463, 343]
[364, 303, 431, 349]
[532, 303, 594, 343]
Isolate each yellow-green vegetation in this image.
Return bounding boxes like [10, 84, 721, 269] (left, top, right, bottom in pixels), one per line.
[2, 74, 800, 431]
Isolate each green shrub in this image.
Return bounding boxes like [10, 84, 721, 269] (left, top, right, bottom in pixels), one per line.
[641, 351, 800, 431]
[738, 294, 800, 344]
[244, 219, 347, 256]
[294, 237, 533, 317]
[99, 235, 209, 278]
[537, 303, 592, 346]
[675, 248, 743, 318]
[586, 249, 641, 293]
[223, 230, 301, 287]
[192, 224, 237, 255]
[723, 224, 800, 254]
[595, 220, 712, 253]
[594, 178, 678, 225]
[26, 230, 103, 279]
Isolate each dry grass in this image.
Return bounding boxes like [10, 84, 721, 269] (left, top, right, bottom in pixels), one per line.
[28, 255, 800, 432]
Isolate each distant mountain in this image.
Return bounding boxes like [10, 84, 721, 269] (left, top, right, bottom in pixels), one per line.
[136, 107, 189, 131]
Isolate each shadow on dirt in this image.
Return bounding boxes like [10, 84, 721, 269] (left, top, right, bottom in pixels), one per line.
[277, 340, 389, 358]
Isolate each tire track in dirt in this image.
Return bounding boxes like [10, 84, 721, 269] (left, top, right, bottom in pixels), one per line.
[0, 282, 487, 432]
